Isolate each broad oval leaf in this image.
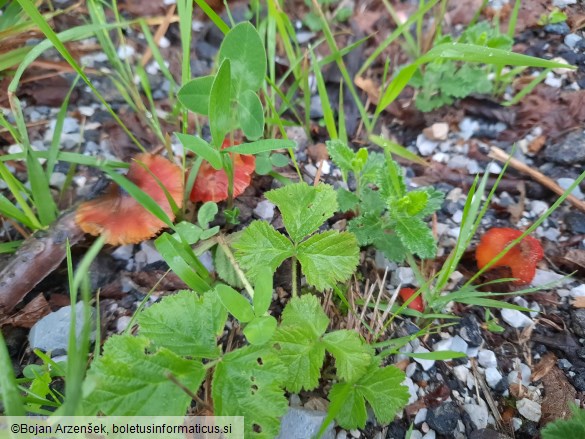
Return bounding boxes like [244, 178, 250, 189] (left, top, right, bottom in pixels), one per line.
[175, 133, 222, 170]
[243, 315, 277, 345]
[253, 266, 273, 316]
[218, 22, 267, 95]
[223, 138, 296, 154]
[209, 59, 232, 148]
[238, 90, 264, 140]
[216, 284, 254, 323]
[177, 75, 214, 115]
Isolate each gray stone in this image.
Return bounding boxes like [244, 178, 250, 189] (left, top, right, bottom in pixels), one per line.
[253, 200, 275, 221]
[464, 403, 489, 429]
[478, 350, 498, 369]
[564, 33, 583, 49]
[413, 346, 435, 371]
[501, 309, 533, 329]
[553, 0, 576, 7]
[545, 130, 585, 165]
[485, 367, 503, 390]
[29, 302, 96, 354]
[516, 398, 541, 422]
[508, 363, 532, 386]
[544, 22, 570, 35]
[427, 402, 460, 435]
[565, 211, 585, 234]
[571, 309, 585, 337]
[557, 178, 584, 200]
[276, 407, 335, 439]
[570, 285, 585, 298]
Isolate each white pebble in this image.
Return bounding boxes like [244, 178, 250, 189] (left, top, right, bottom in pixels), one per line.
[516, 398, 541, 422]
[485, 367, 503, 389]
[478, 350, 498, 368]
[464, 403, 489, 429]
[501, 309, 533, 329]
[117, 44, 135, 60]
[570, 285, 585, 297]
[414, 408, 428, 425]
[413, 347, 435, 371]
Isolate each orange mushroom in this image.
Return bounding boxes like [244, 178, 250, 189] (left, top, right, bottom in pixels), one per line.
[399, 288, 425, 312]
[475, 228, 544, 285]
[190, 139, 255, 203]
[75, 154, 183, 245]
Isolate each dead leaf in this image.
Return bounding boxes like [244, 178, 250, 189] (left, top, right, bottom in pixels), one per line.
[528, 135, 546, 154]
[352, 10, 381, 34]
[306, 143, 329, 163]
[354, 75, 380, 104]
[531, 352, 557, 382]
[0, 295, 51, 328]
[540, 365, 577, 425]
[573, 296, 585, 308]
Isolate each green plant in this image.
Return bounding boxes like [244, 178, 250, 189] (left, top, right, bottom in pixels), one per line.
[538, 8, 567, 26]
[234, 181, 360, 296]
[542, 406, 585, 439]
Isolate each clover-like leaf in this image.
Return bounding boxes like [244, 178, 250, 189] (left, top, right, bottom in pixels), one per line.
[216, 284, 255, 323]
[177, 75, 214, 115]
[265, 182, 337, 243]
[83, 335, 204, 415]
[243, 316, 277, 346]
[297, 230, 359, 291]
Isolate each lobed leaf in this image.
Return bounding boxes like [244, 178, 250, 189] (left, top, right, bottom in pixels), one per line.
[322, 330, 373, 382]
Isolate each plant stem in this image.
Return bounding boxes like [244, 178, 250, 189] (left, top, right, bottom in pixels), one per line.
[216, 235, 255, 299]
[291, 255, 298, 297]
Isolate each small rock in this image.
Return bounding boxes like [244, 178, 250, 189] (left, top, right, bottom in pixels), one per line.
[564, 33, 583, 49]
[551, 57, 573, 75]
[464, 403, 489, 430]
[544, 74, 563, 88]
[478, 350, 498, 369]
[50, 172, 67, 189]
[415, 408, 428, 425]
[423, 123, 449, 141]
[427, 402, 460, 435]
[391, 267, 417, 286]
[111, 244, 134, 261]
[545, 130, 585, 165]
[413, 347, 435, 371]
[508, 363, 532, 386]
[116, 316, 132, 333]
[531, 269, 565, 287]
[553, 0, 576, 7]
[529, 200, 548, 216]
[336, 431, 347, 439]
[459, 315, 483, 347]
[422, 431, 436, 439]
[501, 309, 533, 329]
[543, 22, 570, 35]
[453, 365, 470, 383]
[485, 367, 503, 390]
[450, 335, 469, 354]
[29, 303, 96, 354]
[253, 200, 275, 221]
[516, 398, 541, 422]
[572, 371, 585, 391]
[571, 309, 585, 337]
[403, 377, 419, 404]
[565, 211, 585, 234]
[406, 362, 418, 378]
[416, 134, 440, 156]
[459, 118, 479, 140]
[374, 251, 397, 271]
[349, 429, 360, 438]
[276, 407, 335, 439]
[433, 338, 452, 352]
[571, 285, 585, 297]
[117, 44, 135, 60]
[557, 178, 585, 200]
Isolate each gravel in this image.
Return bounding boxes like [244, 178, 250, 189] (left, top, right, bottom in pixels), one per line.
[427, 402, 460, 435]
[276, 407, 335, 439]
[516, 399, 542, 423]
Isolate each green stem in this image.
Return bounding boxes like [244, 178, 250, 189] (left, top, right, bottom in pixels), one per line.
[291, 255, 298, 297]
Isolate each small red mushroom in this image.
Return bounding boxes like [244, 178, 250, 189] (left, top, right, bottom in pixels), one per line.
[190, 139, 255, 203]
[75, 154, 183, 245]
[475, 227, 544, 285]
[399, 288, 425, 312]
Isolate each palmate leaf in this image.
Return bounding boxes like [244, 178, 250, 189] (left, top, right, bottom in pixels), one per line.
[265, 182, 338, 243]
[329, 364, 409, 429]
[212, 345, 287, 439]
[322, 330, 373, 382]
[138, 290, 226, 358]
[297, 230, 360, 291]
[280, 294, 329, 335]
[83, 335, 204, 416]
[233, 220, 294, 282]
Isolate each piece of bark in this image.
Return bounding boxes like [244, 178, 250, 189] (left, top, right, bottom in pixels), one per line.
[0, 209, 84, 315]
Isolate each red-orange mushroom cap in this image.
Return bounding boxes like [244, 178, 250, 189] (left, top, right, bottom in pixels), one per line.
[475, 227, 544, 285]
[399, 288, 425, 312]
[190, 139, 255, 203]
[75, 154, 183, 245]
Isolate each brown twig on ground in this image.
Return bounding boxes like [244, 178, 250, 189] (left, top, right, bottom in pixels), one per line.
[0, 209, 84, 315]
[489, 146, 585, 213]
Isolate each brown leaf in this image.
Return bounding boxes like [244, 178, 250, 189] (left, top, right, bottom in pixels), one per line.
[540, 365, 577, 425]
[0, 295, 51, 328]
[122, 0, 166, 16]
[306, 143, 329, 163]
[531, 352, 557, 382]
[354, 76, 380, 104]
[573, 296, 585, 308]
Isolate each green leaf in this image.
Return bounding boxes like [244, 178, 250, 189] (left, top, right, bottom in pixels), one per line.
[209, 58, 232, 148]
[83, 335, 204, 415]
[337, 188, 360, 212]
[175, 133, 222, 170]
[243, 316, 277, 345]
[212, 345, 287, 438]
[378, 159, 406, 200]
[322, 330, 373, 382]
[138, 290, 226, 358]
[218, 22, 267, 95]
[238, 90, 264, 140]
[390, 215, 437, 259]
[270, 153, 289, 167]
[177, 75, 214, 115]
[297, 230, 360, 291]
[272, 324, 326, 392]
[326, 139, 354, 179]
[280, 295, 330, 334]
[266, 182, 338, 243]
[174, 221, 202, 245]
[197, 201, 218, 228]
[419, 188, 445, 217]
[214, 244, 244, 288]
[255, 154, 272, 175]
[376, 233, 408, 263]
[397, 191, 429, 216]
[330, 364, 409, 429]
[348, 213, 387, 246]
[254, 266, 273, 316]
[216, 284, 255, 323]
[233, 220, 294, 281]
[542, 406, 585, 439]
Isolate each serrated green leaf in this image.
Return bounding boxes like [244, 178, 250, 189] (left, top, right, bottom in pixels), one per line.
[209, 58, 232, 148]
[376, 232, 408, 263]
[216, 284, 255, 323]
[212, 345, 287, 438]
[347, 213, 385, 246]
[197, 202, 218, 228]
[218, 22, 266, 95]
[254, 266, 273, 316]
[280, 295, 329, 335]
[397, 191, 428, 216]
[214, 245, 244, 289]
[542, 406, 585, 439]
[175, 132, 222, 170]
[238, 90, 264, 140]
[330, 364, 409, 429]
[272, 324, 326, 392]
[234, 220, 294, 281]
[138, 290, 226, 358]
[360, 151, 385, 187]
[83, 335, 204, 415]
[265, 182, 338, 243]
[326, 139, 354, 179]
[419, 188, 445, 217]
[322, 330, 373, 382]
[177, 75, 214, 115]
[243, 316, 277, 346]
[360, 187, 385, 216]
[337, 188, 360, 212]
[378, 159, 406, 200]
[390, 215, 436, 259]
[297, 230, 360, 291]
